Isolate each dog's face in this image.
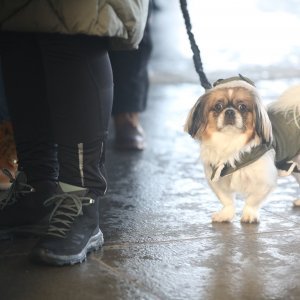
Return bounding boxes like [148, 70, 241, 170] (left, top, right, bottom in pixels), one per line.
[185, 85, 272, 144]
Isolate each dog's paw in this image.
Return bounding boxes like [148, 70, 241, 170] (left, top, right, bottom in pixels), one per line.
[293, 199, 300, 206]
[212, 206, 235, 223]
[241, 206, 260, 223]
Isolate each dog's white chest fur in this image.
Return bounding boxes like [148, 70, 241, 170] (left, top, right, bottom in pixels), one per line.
[200, 131, 258, 167]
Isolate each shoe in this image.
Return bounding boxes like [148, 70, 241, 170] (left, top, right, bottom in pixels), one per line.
[30, 184, 104, 266]
[0, 121, 18, 190]
[113, 113, 145, 150]
[0, 169, 58, 236]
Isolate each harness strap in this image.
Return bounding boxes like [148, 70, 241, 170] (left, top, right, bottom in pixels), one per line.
[210, 144, 273, 182]
[210, 144, 300, 182]
[276, 161, 300, 175]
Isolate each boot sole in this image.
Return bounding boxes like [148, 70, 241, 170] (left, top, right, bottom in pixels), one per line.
[30, 228, 104, 266]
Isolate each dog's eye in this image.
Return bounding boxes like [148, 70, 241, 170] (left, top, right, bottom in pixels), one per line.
[214, 103, 223, 112]
[238, 104, 247, 112]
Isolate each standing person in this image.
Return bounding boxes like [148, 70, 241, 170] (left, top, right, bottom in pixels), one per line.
[109, 2, 153, 151]
[0, 1, 149, 266]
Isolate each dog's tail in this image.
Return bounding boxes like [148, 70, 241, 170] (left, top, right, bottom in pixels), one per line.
[268, 84, 300, 128]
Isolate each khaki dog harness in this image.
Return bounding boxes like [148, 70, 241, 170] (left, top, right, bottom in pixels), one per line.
[211, 110, 300, 182]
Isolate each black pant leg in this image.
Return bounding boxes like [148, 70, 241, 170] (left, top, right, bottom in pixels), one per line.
[38, 34, 113, 195]
[109, 16, 152, 115]
[0, 32, 58, 182]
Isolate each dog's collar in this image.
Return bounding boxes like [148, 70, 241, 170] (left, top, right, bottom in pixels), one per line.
[210, 143, 273, 182]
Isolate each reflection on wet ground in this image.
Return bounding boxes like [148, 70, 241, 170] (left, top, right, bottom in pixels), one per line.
[1, 1, 300, 299]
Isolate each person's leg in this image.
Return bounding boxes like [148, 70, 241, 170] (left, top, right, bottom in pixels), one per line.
[39, 34, 112, 194]
[109, 13, 152, 150]
[0, 33, 58, 182]
[110, 22, 152, 114]
[30, 33, 113, 265]
[0, 32, 59, 227]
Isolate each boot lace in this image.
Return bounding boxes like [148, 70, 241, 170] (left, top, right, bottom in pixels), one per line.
[0, 169, 34, 210]
[44, 193, 94, 238]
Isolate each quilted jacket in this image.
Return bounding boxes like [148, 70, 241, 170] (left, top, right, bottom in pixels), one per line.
[0, 0, 149, 49]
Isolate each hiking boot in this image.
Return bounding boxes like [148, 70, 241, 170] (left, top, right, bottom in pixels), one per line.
[0, 169, 58, 236]
[113, 113, 145, 150]
[30, 183, 104, 266]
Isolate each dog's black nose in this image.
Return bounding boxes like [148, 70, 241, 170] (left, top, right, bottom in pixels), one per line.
[225, 109, 235, 118]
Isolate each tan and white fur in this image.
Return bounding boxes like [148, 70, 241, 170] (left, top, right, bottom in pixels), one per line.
[185, 79, 300, 223]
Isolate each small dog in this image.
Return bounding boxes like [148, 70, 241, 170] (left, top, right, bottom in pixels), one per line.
[184, 75, 300, 223]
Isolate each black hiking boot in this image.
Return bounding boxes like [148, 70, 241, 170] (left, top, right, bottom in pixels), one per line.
[30, 184, 103, 266]
[0, 169, 58, 238]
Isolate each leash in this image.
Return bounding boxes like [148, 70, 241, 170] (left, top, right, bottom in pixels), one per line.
[179, 0, 212, 90]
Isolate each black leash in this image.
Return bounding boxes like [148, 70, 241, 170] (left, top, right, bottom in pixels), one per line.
[179, 0, 212, 90]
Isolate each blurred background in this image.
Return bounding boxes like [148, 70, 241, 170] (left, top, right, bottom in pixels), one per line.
[150, 0, 300, 104]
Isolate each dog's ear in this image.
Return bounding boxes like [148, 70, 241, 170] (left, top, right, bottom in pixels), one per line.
[253, 95, 273, 144]
[184, 93, 209, 139]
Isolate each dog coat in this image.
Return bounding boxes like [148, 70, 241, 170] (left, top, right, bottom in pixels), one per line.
[269, 110, 300, 175]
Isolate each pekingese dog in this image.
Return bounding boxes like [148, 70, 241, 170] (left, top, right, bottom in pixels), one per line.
[184, 75, 300, 223]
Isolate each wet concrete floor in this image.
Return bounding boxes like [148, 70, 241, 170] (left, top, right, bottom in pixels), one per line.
[1, 1, 300, 299]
